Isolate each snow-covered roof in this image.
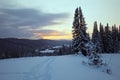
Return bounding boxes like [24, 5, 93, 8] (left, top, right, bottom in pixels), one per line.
[52, 46, 62, 49]
[40, 49, 55, 53]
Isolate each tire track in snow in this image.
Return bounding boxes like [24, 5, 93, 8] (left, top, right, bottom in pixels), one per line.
[23, 57, 55, 80]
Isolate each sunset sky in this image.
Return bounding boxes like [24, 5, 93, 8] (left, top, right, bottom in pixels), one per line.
[0, 0, 120, 40]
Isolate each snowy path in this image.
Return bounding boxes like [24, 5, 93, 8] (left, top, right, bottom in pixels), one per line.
[0, 54, 120, 80]
[24, 57, 55, 80]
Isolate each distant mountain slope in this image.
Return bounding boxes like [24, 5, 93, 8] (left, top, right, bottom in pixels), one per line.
[0, 38, 71, 57]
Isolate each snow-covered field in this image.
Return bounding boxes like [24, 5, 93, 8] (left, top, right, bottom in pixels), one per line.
[0, 54, 120, 80]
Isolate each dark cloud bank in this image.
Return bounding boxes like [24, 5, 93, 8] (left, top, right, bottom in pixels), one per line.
[0, 8, 69, 39]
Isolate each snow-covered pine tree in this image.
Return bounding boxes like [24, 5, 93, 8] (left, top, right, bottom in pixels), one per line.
[72, 7, 103, 66]
[104, 23, 113, 53]
[92, 21, 102, 53]
[99, 23, 104, 52]
[119, 26, 120, 52]
[72, 7, 80, 53]
[72, 7, 89, 56]
[112, 25, 119, 52]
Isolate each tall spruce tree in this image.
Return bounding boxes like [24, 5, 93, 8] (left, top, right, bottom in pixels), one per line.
[99, 23, 104, 52]
[119, 26, 120, 51]
[72, 7, 103, 66]
[72, 8, 80, 53]
[112, 25, 119, 52]
[72, 7, 89, 56]
[104, 23, 113, 53]
[92, 21, 102, 53]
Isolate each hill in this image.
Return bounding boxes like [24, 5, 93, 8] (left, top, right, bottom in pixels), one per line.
[0, 54, 120, 80]
[0, 38, 71, 58]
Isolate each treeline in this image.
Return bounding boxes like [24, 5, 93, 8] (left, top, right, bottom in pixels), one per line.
[35, 45, 73, 56]
[58, 45, 72, 55]
[0, 38, 71, 59]
[92, 21, 120, 53]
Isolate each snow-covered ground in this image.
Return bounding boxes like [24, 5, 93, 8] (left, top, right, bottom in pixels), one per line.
[0, 54, 120, 80]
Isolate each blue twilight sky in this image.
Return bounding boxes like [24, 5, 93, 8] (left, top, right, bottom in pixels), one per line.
[0, 0, 120, 40]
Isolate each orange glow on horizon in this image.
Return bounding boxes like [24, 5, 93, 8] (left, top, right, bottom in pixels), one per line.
[42, 34, 72, 40]
[34, 29, 72, 40]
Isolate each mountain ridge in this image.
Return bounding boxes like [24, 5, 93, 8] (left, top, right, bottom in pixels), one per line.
[0, 38, 71, 58]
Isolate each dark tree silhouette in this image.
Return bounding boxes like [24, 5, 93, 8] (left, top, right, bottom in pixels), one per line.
[72, 7, 89, 56]
[92, 21, 102, 53]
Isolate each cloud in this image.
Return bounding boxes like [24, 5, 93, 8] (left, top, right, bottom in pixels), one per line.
[0, 8, 69, 39]
[33, 29, 72, 40]
[33, 29, 67, 36]
[0, 0, 17, 9]
[0, 27, 33, 39]
[0, 8, 69, 28]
